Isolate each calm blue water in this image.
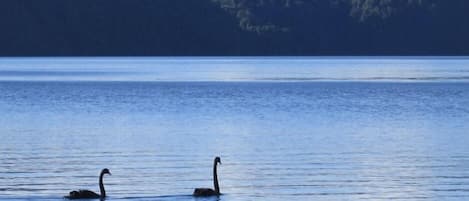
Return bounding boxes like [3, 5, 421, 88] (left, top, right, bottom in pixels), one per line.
[0, 57, 469, 201]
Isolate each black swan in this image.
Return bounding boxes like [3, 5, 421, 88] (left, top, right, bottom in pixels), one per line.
[65, 168, 111, 200]
[193, 157, 222, 197]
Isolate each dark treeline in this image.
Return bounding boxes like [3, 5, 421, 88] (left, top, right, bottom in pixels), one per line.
[1, 0, 468, 56]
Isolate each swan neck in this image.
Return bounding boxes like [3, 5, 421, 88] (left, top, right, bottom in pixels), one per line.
[213, 161, 220, 194]
[99, 172, 106, 198]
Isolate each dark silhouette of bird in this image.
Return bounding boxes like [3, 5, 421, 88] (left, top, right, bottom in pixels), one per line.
[193, 157, 222, 197]
[65, 168, 111, 200]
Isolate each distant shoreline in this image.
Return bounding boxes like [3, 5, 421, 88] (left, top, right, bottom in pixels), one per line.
[1, 56, 469, 59]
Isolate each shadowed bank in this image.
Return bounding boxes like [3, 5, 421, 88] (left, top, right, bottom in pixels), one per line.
[0, 0, 468, 56]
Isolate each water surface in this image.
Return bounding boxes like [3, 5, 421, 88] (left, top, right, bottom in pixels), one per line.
[0, 57, 469, 201]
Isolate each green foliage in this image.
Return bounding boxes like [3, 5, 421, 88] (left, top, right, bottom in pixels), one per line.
[212, 0, 304, 33]
[212, 0, 438, 32]
[348, 0, 432, 21]
[1, 0, 468, 55]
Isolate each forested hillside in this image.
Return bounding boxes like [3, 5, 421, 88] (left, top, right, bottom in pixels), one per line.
[1, 0, 468, 56]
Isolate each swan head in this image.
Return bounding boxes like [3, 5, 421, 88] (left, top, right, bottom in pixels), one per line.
[214, 157, 221, 165]
[101, 168, 112, 176]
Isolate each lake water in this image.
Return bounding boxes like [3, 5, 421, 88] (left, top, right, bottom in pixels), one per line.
[0, 57, 469, 201]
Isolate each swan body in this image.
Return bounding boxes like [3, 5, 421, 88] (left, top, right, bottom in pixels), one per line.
[66, 190, 100, 199]
[193, 157, 222, 197]
[65, 168, 111, 199]
[193, 188, 218, 196]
